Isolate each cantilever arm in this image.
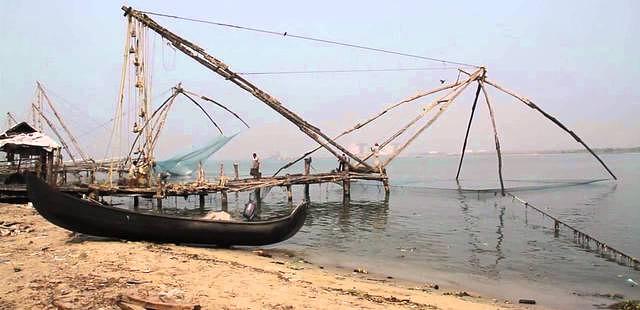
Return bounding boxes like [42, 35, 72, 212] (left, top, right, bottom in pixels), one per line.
[183, 90, 250, 129]
[483, 78, 617, 180]
[180, 92, 224, 135]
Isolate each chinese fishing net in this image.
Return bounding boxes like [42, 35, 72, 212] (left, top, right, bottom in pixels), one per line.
[155, 134, 236, 176]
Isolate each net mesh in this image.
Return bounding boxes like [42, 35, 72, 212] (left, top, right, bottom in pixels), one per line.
[155, 134, 236, 176]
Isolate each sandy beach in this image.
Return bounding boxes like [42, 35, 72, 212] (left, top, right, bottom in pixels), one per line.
[0, 203, 534, 309]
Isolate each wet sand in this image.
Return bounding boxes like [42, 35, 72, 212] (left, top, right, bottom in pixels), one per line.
[0, 203, 529, 309]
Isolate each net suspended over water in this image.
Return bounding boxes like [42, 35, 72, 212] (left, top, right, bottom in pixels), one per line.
[155, 134, 236, 176]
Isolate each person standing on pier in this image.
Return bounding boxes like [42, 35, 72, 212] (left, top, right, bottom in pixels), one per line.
[250, 153, 261, 179]
[337, 153, 348, 172]
[371, 143, 382, 173]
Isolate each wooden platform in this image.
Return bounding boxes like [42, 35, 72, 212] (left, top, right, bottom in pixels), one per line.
[1, 171, 388, 203]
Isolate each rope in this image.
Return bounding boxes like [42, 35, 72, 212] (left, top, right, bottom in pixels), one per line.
[138, 10, 479, 68]
[508, 193, 639, 270]
[237, 67, 459, 76]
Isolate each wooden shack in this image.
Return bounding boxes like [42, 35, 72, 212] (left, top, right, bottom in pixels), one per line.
[0, 122, 61, 200]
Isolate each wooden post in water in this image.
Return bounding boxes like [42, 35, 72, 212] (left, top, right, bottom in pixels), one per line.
[342, 164, 351, 201]
[233, 162, 239, 180]
[199, 193, 206, 210]
[303, 158, 311, 201]
[221, 191, 228, 211]
[133, 196, 139, 210]
[286, 185, 293, 203]
[382, 178, 390, 201]
[455, 81, 483, 181]
[255, 188, 262, 205]
[156, 197, 163, 210]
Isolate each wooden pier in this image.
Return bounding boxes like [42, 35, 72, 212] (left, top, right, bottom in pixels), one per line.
[1, 158, 389, 205]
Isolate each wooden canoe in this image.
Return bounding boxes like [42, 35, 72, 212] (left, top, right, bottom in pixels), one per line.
[26, 174, 308, 246]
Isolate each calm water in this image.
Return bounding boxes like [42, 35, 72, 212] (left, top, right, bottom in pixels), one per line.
[137, 153, 640, 309]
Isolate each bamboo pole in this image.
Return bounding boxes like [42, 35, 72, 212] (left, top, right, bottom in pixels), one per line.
[273, 81, 464, 175]
[479, 81, 505, 196]
[381, 69, 484, 166]
[361, 68, 484, 165]
[6, 112, 18, 127]
[179, 92, 224, 135]
[483, 79, 617, 180]
[36, 82, 91, 163]
[123, 7, 373, 170]
[123, 91, 180, 166]
[31, 103, 77, 164]
[184, 89, 250, 128]
[455, 80, 483, 180]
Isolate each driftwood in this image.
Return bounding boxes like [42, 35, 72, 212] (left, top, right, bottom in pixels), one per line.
[123, 7, 372, 170]
[483, 78, 617, 180]
[479, 81, 505, 196]
[455, 80, 484, 180]
[118, 294, 201, 310]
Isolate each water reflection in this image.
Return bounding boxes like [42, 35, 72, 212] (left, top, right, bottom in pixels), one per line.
[457, 189, 506, 279]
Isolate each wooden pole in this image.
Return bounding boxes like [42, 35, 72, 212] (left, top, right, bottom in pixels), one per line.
[31, 103, 77, 164]
[382, 178, 390, 200]
[255, 187, 261, 205]
[455, 80, 483, 180]
[273, 81, 464, 175]
[303, 158, 311, 200]
[383, 69, 484, 166]
[342, 164, 350, 201]
[36, 82, 91, 163]
[233, 162, 239, 180]
[483, 78, 617, 180]
[286, 185, 293, 203]
[184, 89, 250, 128]
[123, 7, 373, 170]
[221, 191, 228, 211]
[46, 151, 54, 185]
[199, 193, 206, 210]
[133, 196, 139, 209]
[479, 81, 505, 196]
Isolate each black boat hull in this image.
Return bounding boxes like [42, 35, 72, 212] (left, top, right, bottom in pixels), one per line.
[26, 175, 307, 246]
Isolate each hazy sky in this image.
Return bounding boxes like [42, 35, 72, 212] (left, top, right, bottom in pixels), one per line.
[1, 0, 638, 160]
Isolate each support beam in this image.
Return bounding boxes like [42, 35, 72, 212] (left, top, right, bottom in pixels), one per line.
[303, 158, 311, 200]
[36, 82, 91, 163]
[342, 165, 350, 201]
[31, 104, 77, 164]
[221, 191, 228, 211]
[479, 82, 505, 196]
[123, 7, 373, 170]
[363, 68, 484, 164]
[233, 162, 239, 180]
[273, 81, 463, 175]
[455, 81, 483, 180]
[199, 193, 206, 210]
[483, 78, 617, 180]
[382, 68, 485, 166]
[286, 185, 292, 203]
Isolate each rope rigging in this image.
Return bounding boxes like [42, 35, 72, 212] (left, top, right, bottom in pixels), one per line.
[236, 67, 459, 76]
[138, 9, 480, 68]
